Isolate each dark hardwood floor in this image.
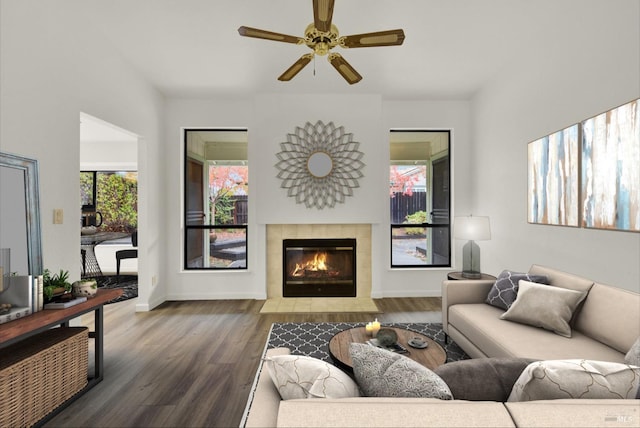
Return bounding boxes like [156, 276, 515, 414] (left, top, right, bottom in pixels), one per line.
[45, 297, 442, 428]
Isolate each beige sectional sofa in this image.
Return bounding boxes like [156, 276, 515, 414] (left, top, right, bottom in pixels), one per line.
[442, 264, 640, 361]
[242, 265, 640, 428]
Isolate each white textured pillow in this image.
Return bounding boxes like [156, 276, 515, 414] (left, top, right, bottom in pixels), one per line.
[500, 280, 587, 337]
[264, 354, 360, 400]
[349, 343, 453, 399]
[625, 336, 640, 366]
[508, 359, 640, 401]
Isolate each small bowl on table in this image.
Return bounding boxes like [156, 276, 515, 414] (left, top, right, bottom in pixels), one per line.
[72, 279, 98, 298]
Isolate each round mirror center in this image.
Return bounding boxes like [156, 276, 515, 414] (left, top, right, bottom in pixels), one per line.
[307, 152, 333, 178]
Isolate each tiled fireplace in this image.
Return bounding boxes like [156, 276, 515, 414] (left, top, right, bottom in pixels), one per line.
[266, 224, 372, 299]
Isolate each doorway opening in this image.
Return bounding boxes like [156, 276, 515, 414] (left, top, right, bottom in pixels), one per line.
[80, 113, 139, 278]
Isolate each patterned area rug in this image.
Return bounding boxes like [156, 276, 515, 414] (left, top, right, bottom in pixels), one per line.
[95, 275, 138, 304]
[266, 322, 469, 363]
[241, 321, 469, 427]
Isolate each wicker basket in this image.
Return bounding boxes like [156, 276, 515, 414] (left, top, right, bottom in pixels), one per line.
[0, 327, 88, 427]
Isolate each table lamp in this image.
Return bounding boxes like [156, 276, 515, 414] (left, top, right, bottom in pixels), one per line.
[454, 216, 491, 279]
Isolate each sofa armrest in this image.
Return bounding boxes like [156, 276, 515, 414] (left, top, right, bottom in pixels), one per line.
[244, 347, 290, 428]
[442, 280, 495, 333]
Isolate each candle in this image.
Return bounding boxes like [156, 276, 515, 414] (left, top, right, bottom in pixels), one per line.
[371, 319, 380, 337]
[365, 322, 374, 335]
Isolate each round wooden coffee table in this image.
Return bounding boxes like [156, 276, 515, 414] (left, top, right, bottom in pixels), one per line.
[328, 326, 447, 372]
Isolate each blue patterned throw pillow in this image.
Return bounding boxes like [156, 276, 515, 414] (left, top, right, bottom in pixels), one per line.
[485, 270, 548, 310]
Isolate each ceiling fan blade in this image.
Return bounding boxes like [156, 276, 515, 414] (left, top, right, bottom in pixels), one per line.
[313, 0, 335, 32]
[238, 26, 302, 44]
[328, 53, 362, 85]
[341, 29, 405, 48]
[278, 54, 314, 81]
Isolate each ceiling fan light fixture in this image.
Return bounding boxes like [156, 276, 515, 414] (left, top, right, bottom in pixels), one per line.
[238, 0, 404, 84]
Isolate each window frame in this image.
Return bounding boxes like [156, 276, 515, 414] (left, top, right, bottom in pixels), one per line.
[183, 128, 248, 271]
[389, 129, 451, 269]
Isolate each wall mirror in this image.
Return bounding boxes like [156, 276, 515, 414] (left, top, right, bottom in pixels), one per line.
[275, 121, 365, 209]
[307, 152, 333, 178]
[0, 152, 43, 276]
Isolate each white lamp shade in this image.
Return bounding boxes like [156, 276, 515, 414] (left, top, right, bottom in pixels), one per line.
[454, 216, 491, 241]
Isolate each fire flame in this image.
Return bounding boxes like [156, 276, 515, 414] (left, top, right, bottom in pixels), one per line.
[291, 252, 328, 277]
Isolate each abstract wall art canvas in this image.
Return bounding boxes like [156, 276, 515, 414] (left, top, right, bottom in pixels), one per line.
[581, 99, 639, 232]
[528, 124, 579, 226]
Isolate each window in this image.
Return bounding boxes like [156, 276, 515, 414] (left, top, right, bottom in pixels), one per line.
[184, 129, 248, 270]
[80, 171, 138, 232]
[390, 130, 450, 267]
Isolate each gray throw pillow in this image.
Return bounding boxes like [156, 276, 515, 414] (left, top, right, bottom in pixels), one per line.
[485, 270, 549, 310]
[500, 280, 587, 337]
[349, 343, 452, 399]
[434, 358, 537, 401]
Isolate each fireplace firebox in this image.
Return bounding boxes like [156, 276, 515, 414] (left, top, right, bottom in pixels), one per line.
[283, 239, 356, 297]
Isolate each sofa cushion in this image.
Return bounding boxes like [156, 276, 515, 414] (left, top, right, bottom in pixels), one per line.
[277, 398, 516, 428]
[434, 357, 536, 401]
[505, 399, 640, 428]
[625, 336, 640, 366]
[264, 354, 360, 400]
[349, 343, 452, 399]
[574, 282, 640, 353]
[508, 360, 640, 401]
[500, 280, 587, 337]
[448, 303, 626, 362]
[527, 264, 594, 294]
[485, 270, 549, 310]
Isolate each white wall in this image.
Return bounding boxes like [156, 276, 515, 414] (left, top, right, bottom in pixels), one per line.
[164, 96, 471, 299]
[0, 0, 165, 310]
[471, 1, 640, 291]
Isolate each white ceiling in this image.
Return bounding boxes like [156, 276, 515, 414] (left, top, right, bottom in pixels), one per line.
[76, 0, 603, 100]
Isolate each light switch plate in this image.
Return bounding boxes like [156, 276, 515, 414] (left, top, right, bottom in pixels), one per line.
[53, 209, 64, 224]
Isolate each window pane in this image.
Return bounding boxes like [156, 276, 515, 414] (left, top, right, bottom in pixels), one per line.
[184, 129, 248, 270]
[96, 172, 138, 232]
[391, 226, 450, 266]
[80, 171, 137, 232]
[390, 130, 450, 268]
[209, 165, 248, 225]
[80, 171, 95, 207]
[210, 228, 247, 268]
[391, 227, 428, 266]
[185, 227, 247, 268]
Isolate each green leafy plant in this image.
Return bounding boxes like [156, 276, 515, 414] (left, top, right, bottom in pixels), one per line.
[43, 269, 72, 300]
[403, 211, 427, 235]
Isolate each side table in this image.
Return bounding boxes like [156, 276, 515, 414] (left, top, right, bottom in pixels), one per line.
[447, 272, 496, 281]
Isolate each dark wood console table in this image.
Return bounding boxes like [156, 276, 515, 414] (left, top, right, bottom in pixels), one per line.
[0, 288, 122, 425]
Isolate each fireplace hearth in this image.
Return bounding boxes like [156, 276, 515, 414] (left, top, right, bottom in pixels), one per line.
[283, 238, 356, 297]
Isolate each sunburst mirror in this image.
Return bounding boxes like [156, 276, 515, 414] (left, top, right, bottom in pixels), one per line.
[275, 121, 365, 209]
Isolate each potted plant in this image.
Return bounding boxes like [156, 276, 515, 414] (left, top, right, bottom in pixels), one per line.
[43, 269, 72, 301]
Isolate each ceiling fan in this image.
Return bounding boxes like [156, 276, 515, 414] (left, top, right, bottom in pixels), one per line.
[238, 0, 405, 85]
